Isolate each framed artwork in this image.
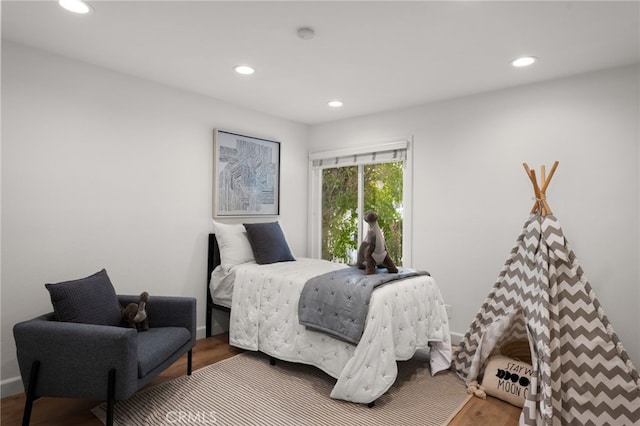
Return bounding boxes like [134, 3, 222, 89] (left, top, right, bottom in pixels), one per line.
[213, 130, 280, 217]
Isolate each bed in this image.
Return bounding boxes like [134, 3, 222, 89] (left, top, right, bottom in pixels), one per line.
[206, 222, 452, 404]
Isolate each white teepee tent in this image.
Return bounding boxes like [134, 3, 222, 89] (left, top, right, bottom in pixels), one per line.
[452, 162, 640, 425]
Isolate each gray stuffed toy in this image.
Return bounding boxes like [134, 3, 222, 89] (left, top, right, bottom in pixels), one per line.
[356, 210, 398, 275]
[121, 291, 150, 331]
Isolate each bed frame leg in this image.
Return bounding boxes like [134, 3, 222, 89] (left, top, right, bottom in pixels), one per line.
[269, 357, 276, 366]
[368, 401, 375, 408]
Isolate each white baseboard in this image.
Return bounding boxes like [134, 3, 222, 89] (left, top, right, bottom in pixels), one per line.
[450, 331, 465, 346]
[196, 325, 207, 340]
[1, 375, 24, 398]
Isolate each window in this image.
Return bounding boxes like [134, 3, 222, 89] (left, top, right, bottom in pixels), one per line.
[308, 140, 413, 266]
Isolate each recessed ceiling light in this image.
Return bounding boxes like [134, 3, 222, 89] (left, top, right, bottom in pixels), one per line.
[511, 56, 538, 67]
[328, 100, 343, 108]
[58, 0, 92, 14]
[234, 65, 255, 75]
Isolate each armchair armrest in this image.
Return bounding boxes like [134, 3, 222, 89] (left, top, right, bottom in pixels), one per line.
[118, 295, 196, 346]
[13, 314, 139, 400]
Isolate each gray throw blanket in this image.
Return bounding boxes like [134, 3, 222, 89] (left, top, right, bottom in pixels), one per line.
[298, 266, 429, 344]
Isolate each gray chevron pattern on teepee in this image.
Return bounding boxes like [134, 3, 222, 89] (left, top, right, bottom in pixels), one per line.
[452, 214, 640, 426]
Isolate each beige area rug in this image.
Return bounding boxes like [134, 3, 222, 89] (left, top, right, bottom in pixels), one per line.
[93, 351, 470, 426]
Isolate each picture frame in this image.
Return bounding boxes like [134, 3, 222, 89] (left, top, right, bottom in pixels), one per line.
[213, 130, 280, 217]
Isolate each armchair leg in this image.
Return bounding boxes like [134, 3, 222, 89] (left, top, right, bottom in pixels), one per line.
[187, 350, 193, 375]
[22, 360, 40, 426]
[106, 368, 116, 426]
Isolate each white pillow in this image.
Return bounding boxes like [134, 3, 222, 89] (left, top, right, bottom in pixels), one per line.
[213, 220, 255, 270]
[481, 355, 532, 407]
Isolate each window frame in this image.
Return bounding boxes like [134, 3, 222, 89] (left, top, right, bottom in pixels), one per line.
[308, 139, 413, 265]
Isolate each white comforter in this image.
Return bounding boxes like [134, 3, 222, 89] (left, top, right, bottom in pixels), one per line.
[228, 258, 452, 404]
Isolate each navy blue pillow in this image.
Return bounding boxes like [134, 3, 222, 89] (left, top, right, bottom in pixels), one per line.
[243, 222, 295, 265]
[45, 269, 122, 326]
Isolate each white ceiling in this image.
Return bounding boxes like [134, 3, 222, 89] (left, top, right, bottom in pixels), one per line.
[2, 1, 639, 125]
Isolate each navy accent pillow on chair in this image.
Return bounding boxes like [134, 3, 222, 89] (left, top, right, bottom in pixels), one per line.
[243, 222, 296, 264]
[45, 268, 122, 326]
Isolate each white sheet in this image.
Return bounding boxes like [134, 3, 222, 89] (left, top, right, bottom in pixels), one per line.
[228, 258, 452, 404]
[209, 265, 237, 308]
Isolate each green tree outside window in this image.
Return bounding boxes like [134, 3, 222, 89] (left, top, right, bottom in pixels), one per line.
[321, 161, 403, 265]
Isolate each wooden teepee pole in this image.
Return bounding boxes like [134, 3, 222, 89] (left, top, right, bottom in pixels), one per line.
[523, 161, 559, 216]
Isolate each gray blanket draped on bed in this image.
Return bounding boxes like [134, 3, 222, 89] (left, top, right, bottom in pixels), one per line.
[298, 266, 429, 344]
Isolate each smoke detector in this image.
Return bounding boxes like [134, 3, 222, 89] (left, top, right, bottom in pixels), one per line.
[297, 27, 315, 40]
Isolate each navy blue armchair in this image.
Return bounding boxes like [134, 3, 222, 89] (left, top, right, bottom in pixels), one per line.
[13, 295, 196, 426]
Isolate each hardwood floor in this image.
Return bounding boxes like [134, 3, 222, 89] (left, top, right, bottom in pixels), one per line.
[449, 394, 522, 426]
[1, 333, 520, 425]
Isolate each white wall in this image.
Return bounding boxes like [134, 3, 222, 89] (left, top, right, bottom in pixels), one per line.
[309, 65, 640, 367]
[0, 41, 309, 396]
[3, 40, 638, 399]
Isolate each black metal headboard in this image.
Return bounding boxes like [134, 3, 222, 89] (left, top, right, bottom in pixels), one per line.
[206, 233, 229, 337]
[207, 233, 221, 282]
